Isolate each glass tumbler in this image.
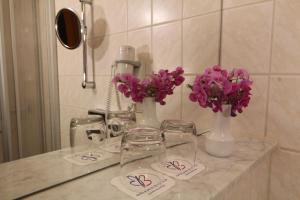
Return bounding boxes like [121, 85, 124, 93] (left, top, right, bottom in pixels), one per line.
[160, 120, 198, 164]
[120, 127, 166, 191]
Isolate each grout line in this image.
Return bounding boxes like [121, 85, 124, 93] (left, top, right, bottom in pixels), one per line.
[183, 73, 197, 77]
[59, 74, 111, 77]
[180, 0, 183, 120]
[182, 9, 222, 21]
[88, 9, 223, 41]
[249, 73, 271, 76]
[183, 73, 269, 76]
[279, 147, 300, 154]
[150, 0, 153, 74]
[267, 151, 273, 200]
[218, 0, 224, 65]
[269, 73, 300, 76]
[127, 24, 152, 33]
[264, 0, 276, 139]
[150, 0, 153, 26]
[268, 0, 276, 74]
[180, 0, 183, 19]
[59, 72, 300, 77]
[222, 0, 273, 11]
[125, 0, 129, 43]
[151, 9, 221, 28]
[252, 73, 300, 76]
[60, 104, 91, 111]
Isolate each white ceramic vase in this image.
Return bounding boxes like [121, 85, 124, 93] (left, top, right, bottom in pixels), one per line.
[138, 97, 161, 128]
[205, 104, 235, 157]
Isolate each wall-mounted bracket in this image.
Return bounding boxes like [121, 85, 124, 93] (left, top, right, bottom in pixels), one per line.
[80, 0, 95, 89]
[115, 60, 141, 69]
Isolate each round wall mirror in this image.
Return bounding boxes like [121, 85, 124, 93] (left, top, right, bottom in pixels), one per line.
[55, 8, 82, 49]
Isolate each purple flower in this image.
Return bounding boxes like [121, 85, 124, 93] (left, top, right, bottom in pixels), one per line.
[174, 76, 185, 86]
[189, 93, 197, 102]
[113, 67, 185, 105]
[188, 65, 253, 117]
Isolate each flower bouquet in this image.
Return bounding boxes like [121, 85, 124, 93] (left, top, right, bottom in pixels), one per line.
[188, 65, 253, 157]
[113, 67, 185, 127]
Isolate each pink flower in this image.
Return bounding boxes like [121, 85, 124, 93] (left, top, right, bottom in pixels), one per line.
[189, 93, 197, 102]
[174, 76, 185, 86]
[197, 88, 208, 107]
[113, 67, 185, 105]
[188, 65, 252, 117]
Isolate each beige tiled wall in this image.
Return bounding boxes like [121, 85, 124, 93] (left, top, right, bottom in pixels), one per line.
[55, 0, 222, 149]
[56, 0, 299, 198]
[221, 0, 300, 199]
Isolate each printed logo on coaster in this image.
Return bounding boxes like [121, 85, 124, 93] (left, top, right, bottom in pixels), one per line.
[64, 150, 112, 165]
[111, 168, 175, 200]
[151, 156, 205, 180]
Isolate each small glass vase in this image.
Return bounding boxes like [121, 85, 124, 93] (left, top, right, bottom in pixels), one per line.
[205, 104, 235, 157]
[138, 97, 161, 128]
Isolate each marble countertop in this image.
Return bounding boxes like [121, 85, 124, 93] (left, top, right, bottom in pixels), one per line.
[0, 144, 120, 200]
[18, 137, 276, 200]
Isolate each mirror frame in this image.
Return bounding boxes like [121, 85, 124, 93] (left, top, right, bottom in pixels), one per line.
[55, 8, 83, 50]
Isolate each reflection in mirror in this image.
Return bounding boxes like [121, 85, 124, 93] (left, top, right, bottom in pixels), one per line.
[0, 0, 224, 199]
[55, 8, 82, 49]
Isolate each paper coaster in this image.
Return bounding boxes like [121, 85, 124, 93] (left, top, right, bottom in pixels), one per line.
[151, 156, 205, 180]
[64, 149, 112, 166]
[99, 137, 122, 153]
[111, 168, 175, 200]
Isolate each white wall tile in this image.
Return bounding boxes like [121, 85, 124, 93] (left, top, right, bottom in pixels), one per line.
[55, 0, 81, 13]
[89, 33, 127, 75]
[183, 0, 221, 18]
[153, 0, 182, 24]
[128, 28, 152, 79]
[92, 0, 127, 35]
[128, 0, 151, 30]
[152, 21, 182, 73]
[223, 0, 269, 9]
[157, 86, 182, 122]
[267, 76, 300, 151]
[271, 0, 300, 73]
[59, 75, 107, 109]
[57, 45, 82, 76]
[183, 12, 221, 74]
[221, 2, 273, 73]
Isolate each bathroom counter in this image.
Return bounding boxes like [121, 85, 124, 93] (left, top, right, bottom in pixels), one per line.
[0, 145, 120, 200]
[17, 137, 276, 200]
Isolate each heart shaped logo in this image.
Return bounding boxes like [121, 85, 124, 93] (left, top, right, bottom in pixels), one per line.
[165, 160, 186, 171]
[127, 175, 152, 187]
[80, 155, 98, 161]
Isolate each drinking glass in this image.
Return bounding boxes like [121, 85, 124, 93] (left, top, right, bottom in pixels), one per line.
[160, 120, 198, 164]
[100, 113, 136, 153]
[120, 127, 166, 190]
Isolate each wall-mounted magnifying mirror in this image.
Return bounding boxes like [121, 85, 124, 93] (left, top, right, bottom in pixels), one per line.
[55, 8, 82, 49]
[55, 2, 96, 89]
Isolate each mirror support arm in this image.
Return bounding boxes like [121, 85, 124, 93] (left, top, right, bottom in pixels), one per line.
[80, 0, 95, 89]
